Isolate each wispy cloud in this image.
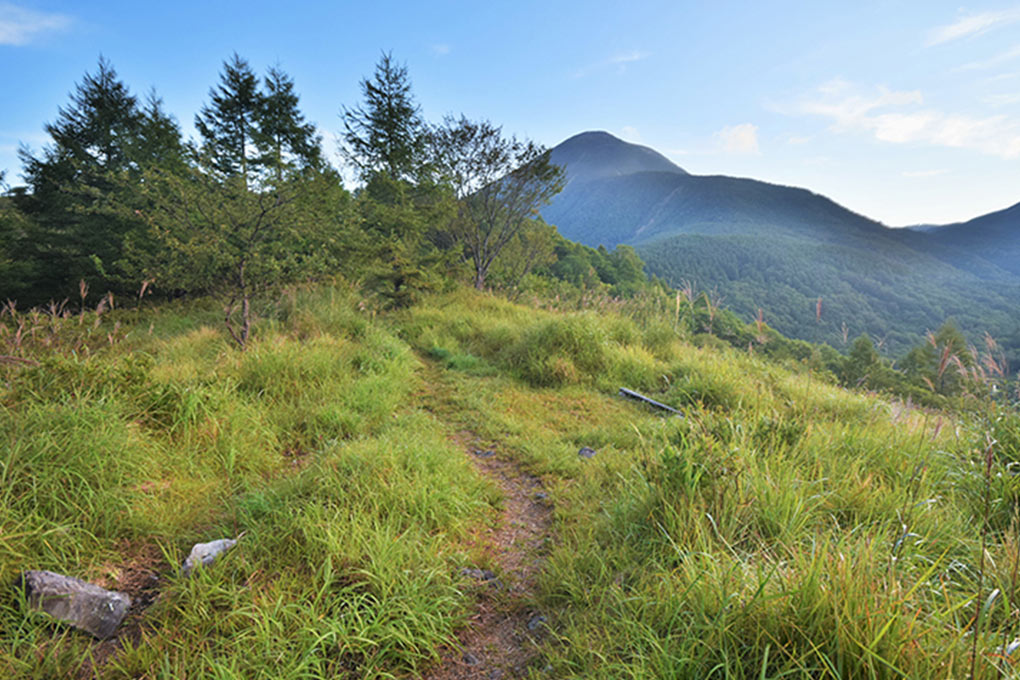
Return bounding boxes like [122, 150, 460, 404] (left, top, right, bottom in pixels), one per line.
[572, 49, 650, 78]
[609, 50, 650, 65]
[430, 43, 451, 56]
[984, 93, 1020, 106]
[792, 79, 1020, 159]
[0, 3, 72, 46]
[926, 8, 1020, 46]
[715, 123, 760, 154]
[957, 43, 1020, 71]
[902, 169, 949, 178]
[786, 135, 811, 145]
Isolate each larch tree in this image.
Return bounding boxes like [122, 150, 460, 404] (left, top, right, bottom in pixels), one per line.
[258, 65, 323, 180]
[195, 53, 263, 188]
[14, 57, 183, 302]
[340, 52, 425, 184]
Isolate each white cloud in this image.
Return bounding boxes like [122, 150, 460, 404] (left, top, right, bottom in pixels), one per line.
[430, 43, 451, 56]
[0, 3, 71, 46]
[715, 123, 760, 154]
[957, 44, 1020, 71]
[902, 169, 949, 178]
[927, 8, 1020, 46]
[787, 135, 811, 145]
[793, 80, 1020, 159]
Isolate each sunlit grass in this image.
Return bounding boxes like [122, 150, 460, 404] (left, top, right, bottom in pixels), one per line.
[2, 284, 1019, 678]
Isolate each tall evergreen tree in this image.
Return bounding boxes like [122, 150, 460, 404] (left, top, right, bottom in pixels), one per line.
[258, 66, 323, 180]
[341, 53, 424, 183]
[13, 58, 182, 303]
[196, 53, 263, 187]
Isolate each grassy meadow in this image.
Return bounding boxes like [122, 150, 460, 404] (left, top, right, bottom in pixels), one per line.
[2, 284, 1020, 678]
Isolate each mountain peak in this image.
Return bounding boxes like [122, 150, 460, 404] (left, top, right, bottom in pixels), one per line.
[550, 130, 687, 184]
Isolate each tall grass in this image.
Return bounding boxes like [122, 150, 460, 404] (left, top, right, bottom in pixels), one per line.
[4, 284, 1020, 678]
[0, 283, 492, 679]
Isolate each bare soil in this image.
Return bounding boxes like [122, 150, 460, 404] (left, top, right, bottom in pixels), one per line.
[422, 435, 554, 680]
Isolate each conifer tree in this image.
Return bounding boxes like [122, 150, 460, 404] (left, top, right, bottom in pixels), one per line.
[196, 53, 263, 187]
[341, 53, 425, 183]
[259, 66, 323, 180]
[14, 58, 182, 302]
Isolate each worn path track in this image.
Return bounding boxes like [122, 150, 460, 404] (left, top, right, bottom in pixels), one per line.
[423, 435, 554, 680]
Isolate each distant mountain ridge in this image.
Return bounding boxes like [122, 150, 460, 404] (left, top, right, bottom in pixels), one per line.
[541, 131, 1020, 361]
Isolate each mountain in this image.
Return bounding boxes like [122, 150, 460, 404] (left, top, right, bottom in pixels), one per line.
[541, 131, 1020, 361]
[549, 130, 686, 185]
[919, 202, 1020, 277]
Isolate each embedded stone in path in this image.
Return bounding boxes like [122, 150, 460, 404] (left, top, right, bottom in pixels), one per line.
[459, 567, 498, 581]
[182, 537, 238, 576]
[473, 449, 496, 458]
[578, 446, 597, 459]
[21, 570, 131, 639]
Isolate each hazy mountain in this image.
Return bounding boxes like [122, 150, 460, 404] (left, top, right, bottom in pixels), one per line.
[919, 202, 1020, 277]
[542, 131, 1020, 360]
[549, 131, 686, 186]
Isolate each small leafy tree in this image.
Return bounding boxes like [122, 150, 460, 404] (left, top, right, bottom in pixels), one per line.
[132, 158, 351, 348]
[429, 116, 564, 290]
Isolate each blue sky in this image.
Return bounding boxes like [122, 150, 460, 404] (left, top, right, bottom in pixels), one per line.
[2, 0, 1019, 226]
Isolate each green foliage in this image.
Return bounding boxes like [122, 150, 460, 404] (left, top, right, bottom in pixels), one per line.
[128, 160, 354, 346]
[428, 116, 565, 289]
[12, 59, 185, 303]
[341, 52, 425, 183]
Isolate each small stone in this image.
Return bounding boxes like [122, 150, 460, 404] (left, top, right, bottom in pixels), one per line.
[459, 567, 497, 581]
[182, 537, 238, 576]
[488, 669, 504, 679]
[21, 570, 131, 639]
[578, 446, 597, 459]
[463, 651, 480, 666]
[527, 613, 547, 631]
[473, 449, 496, 458]
[534, 491, 549, 501]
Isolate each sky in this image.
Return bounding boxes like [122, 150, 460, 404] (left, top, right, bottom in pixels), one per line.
[1, 0, 1019, 226]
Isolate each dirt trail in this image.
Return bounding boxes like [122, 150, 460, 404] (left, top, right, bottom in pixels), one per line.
[422, 434, 554, 680]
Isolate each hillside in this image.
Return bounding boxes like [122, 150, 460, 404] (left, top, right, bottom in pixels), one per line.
[543, 131, 1020, 360]
[2, 284, 1018, 678]
[920, 201, 1020, 277]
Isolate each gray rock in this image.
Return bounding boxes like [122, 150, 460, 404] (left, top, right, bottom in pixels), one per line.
[182, 537, 238, 576]
[463, 651, 480, 665]
[473, 449, 496, 458]
[21, 570, 131, 639]
[578, 446, 597, 459]
[527, 613, 547, 631]
[459, 567, 497, 581]
[489, 669, 505, 679]
[534, 491, 549, 501]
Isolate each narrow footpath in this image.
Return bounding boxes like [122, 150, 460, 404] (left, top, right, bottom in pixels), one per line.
[423, 435, 554, 680]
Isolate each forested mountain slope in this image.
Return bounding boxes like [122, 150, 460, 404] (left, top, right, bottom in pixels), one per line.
[543, 131, 1020, 360]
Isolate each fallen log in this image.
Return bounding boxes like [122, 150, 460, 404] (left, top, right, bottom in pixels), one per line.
[618, 387, 683, 416]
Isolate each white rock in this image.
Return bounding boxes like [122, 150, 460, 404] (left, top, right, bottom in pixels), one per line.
[182, 537, 238, 576]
